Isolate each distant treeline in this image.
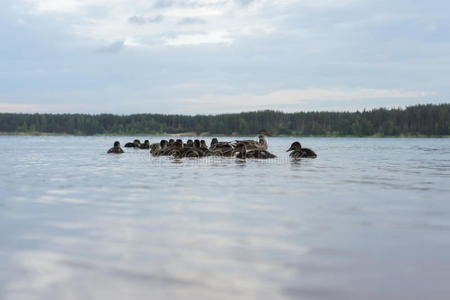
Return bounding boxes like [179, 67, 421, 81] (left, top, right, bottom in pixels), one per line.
[0, 104, 449, 136]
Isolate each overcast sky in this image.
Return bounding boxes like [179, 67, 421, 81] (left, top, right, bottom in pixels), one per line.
[0, 0, 448, 114]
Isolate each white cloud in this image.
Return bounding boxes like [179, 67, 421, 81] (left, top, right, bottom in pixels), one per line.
[95, 40, 125, 53]
[17, 0, 299, 47]
[165, 31, 233, 46]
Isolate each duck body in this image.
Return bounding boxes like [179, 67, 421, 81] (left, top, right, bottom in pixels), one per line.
[107, 141, 124, 154]
[152, 140, 170, 156]
[236, 137, 267, 150]
[124, 139, 141, 148]
[150, 143, 162, 156]
[247, 149, 276, 159]
[209, 138, 235, 156]
[140, 140, 150, 149]
[234, 143, 276, 159]
[235, 129, 269, 150]
[287, 142, 317, 159]
[212, 144, 234, 157]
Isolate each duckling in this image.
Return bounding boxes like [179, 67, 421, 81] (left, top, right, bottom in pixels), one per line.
[169, 141, 184, 159]
[153, 140, 170, 156]
[235, 129, 269, 150]
[210, 138, 219, 148]
[286, 141, 317, 159]
[140, 140, 150, 149]
[185, 139, 194, 148]
[209, 138, 235, 156]
[107, 141, 124, 154]
[194, 139, 201, 149]
[198, 140, 212, 156]
[124, 139, 141, 148]
[150, 143, 160, 156]
[210, 142, 234, 157]
[234, 143, 276, 159]
[191, 139, 208, 156]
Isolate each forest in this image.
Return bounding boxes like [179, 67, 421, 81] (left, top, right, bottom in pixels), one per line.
[0, 103, 449, 137]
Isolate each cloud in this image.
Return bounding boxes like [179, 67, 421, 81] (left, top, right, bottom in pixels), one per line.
[19, 0, 283, 47]
[164, 31, 232, 46]
[128, 15, 164, 25]
[2, 0, 449, 115]
[236, 0, 255, 6]
[94, 40, 125, 53]
[153, 0, 174, 9]
[179, 17, 205, 25]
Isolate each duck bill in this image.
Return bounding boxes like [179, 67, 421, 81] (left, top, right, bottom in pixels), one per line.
[286, 146, 293, 152]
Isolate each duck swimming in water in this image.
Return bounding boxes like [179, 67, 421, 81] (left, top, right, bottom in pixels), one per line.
[235, 129, 269, 150]
[209, 138, 235, 156]
[107, 141, 124, 154]
[150, 143, 160, 156]
[234, 143, 276, 159]
[125, 139, 141, 148]
[151, 140, 169, 156]
[185, 139, 194, 148]
[140, 140, 150, 149]
[168, 141, 202, 159]
[287, 141, 317, 159]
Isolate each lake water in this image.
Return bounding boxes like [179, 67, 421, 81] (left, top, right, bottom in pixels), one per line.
[0, 136, 449, 300]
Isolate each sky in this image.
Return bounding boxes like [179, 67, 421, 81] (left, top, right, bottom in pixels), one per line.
[0, 0, 449, 114]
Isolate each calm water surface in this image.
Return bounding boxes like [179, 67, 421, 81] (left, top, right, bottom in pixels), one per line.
[0, 136, 449, 300]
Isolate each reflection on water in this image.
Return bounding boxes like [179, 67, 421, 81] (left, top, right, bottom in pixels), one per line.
[0, 136, 450, 299]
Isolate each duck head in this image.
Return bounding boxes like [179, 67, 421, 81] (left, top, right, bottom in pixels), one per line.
[169, 139, 175, 146]
[287, 141, 302, 152]
[211, 138, 218, 147]
[186, 139, 194, 147]
[200, 140, 207, 148]
[172, 141, 183, 150]
[113, 141, 120, 147]
[194, 139, 201, 148]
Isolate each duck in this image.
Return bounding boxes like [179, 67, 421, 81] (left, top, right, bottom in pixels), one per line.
[209, 138, 235, 157]
[168, 141, 203, 159]
[152, 140, 170, 156]
[286, 141, 317, 159]
[198, 140, 212, 156]
[185, 139, 194, 148]
[235, 129, 269, 150]
[234, 143, 276, 159]
[124, 139, 141, 148]
[194, 139, 201, 149]
[140, 140, 150, 149]
[169, 141, 184, 159]
[150, 143, 160, 156]
[107, 141, 124, 154]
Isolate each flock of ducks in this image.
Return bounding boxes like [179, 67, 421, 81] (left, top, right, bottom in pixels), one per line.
[107, 129, 317, 160]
